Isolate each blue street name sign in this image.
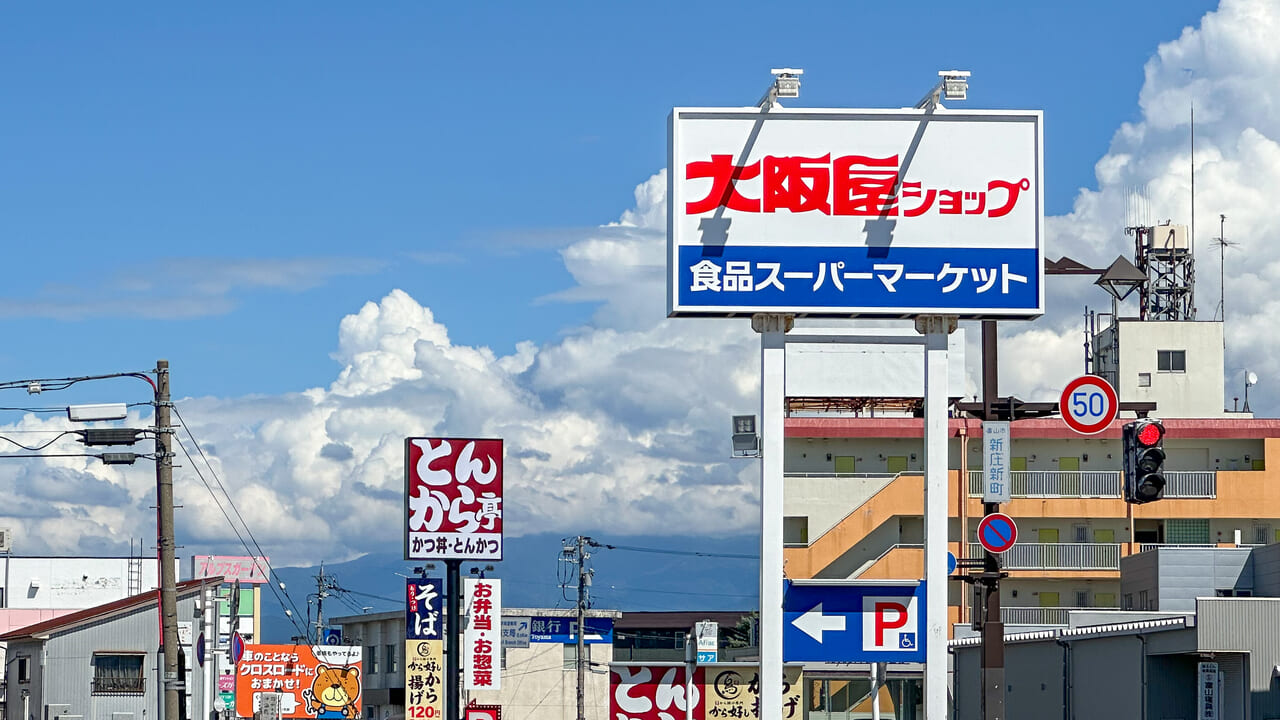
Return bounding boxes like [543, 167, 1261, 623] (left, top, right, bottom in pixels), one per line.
[783, 581, 926, 663]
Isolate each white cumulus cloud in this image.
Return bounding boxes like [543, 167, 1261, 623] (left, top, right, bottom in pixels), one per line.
[3, 0, 1278, 564]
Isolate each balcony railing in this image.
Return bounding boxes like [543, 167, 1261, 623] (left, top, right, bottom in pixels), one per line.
[1000, 606, 1089, 626]
[1163, 471, 1216, 498]
[967, 542, 1121, 570]
[967, 470, 1218, 499]
[967, 470, 1121, 498]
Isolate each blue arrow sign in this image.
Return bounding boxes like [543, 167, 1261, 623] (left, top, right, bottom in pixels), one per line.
[783, 581, 926, 663]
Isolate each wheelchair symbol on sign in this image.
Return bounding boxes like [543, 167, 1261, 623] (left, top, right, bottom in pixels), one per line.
[899, 633, 917, 649]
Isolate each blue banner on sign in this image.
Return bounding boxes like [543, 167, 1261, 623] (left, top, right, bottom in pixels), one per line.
[782, 581, 926, 663]
[696, 651, 717, 664]
[406, 578, 444, 640]
[676, 246, 1039, 314]
[529, 616, 614, 644]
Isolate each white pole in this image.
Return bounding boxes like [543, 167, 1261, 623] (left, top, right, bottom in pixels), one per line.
[753, 313, 791, 720]
[919, 315, 954, 718]
[871, 662, 882, 720]
[204, 586, 215, 720]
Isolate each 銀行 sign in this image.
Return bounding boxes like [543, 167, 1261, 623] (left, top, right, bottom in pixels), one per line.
[405, 437, 503, 561]
[667, 107, 1044, 318]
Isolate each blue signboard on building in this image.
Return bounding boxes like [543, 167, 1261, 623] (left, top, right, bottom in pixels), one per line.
[782, 581, 925, 663]
[668, 108, 1045, 319]
[529, 616, 614, 644]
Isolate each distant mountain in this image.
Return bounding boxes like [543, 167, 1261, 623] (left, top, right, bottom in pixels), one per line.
[260, 532, 760, 643]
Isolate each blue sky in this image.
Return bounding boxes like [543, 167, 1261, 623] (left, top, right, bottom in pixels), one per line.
[11, 1, 1280, 564]
[1, 1, 1214, 398]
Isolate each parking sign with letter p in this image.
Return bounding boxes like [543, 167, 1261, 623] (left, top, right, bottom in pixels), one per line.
[862, 595, 917, 652]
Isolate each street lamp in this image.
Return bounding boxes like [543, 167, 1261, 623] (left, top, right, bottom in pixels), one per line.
[916, 70, 971, 111]
[759, 68, 803, 109]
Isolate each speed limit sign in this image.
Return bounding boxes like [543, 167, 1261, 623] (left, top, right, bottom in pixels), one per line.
[1059, 375, 1118, 435]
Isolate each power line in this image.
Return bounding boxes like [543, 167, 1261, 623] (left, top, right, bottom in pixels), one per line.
[171, 404, 310, 637]
[597, 542, 758, 560]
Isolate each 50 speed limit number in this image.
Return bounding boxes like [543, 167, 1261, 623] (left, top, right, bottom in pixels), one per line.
[1059, 375, 1118, 435]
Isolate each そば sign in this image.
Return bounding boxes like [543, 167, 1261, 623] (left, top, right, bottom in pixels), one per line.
[668, 107, 1044, 319]
[405, 438, 503, 561]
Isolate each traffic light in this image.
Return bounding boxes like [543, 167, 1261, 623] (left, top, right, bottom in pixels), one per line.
[1123, 419, 1166, 504]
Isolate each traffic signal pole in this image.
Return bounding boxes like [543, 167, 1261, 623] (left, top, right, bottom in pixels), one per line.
[979, 323, 1006, 720]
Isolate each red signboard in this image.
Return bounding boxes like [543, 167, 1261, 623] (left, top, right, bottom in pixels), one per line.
[610, 664, 804, 720]
[405, 438, 503, 560]
[611, 665, 702, 720]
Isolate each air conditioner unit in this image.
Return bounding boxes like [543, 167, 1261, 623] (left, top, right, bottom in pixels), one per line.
[1147, 224, 1189, 251]
[0, 527, 12, 552]
[44, 706, 70, 720]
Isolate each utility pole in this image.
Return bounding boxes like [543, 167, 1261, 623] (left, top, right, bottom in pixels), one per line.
[978, 326, 1006, 720]
[313, 562, 337, 643]
[155, 360, 180, 720]
[574, 536, 594, 720]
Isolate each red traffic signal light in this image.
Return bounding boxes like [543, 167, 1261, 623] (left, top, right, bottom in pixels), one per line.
[1124, 419, 1166, 504]
[1136, 421, 1164, 447]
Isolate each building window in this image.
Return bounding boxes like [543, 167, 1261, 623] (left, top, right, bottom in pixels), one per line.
[783, 516, 809, 545]
[92, 653, 145, 694]
[1157, 350, 1186, 373]
[1074, 590, 1090, 607]
[386, 643, 397, 673]
[17, 656, 30, 682]
[1123, 594, 1134, 610]
[367, 645, 379, 673]
[563, 643, 591, 671]
[1138, 590, 1150, 610]
[1254, 525, 1273, 545]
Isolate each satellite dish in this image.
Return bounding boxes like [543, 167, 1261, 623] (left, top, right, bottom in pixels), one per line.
[1247, 371, 1259, 386]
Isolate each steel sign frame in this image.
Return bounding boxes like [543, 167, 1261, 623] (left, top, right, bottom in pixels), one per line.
[1059, 374, 1119, 435]
[668, 106, 1045, 318]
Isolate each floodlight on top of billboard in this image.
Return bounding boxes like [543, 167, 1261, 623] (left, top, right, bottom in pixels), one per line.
[667, 107, 1044, 319]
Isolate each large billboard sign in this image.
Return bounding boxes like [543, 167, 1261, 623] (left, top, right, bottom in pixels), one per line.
[667, 107, 1044, 318]
[405, 438, 503, 561]
[234, 644, 361, 719]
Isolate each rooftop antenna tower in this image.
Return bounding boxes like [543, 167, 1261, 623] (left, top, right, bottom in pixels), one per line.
[1212, 214, 1237, 324]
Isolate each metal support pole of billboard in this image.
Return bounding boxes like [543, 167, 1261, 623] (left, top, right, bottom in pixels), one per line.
[918, 315, 955, 720]
[447, 558, 462, 720]
[752, 312, 791, 720]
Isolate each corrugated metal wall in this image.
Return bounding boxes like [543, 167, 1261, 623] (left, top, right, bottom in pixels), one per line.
[1198, 597, 1280, 719]
[1155, 548, 1252, 612]
[1253, 543, 1280, 596]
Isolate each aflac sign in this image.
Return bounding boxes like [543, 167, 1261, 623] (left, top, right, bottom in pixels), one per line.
[667, 107, 1044, 318]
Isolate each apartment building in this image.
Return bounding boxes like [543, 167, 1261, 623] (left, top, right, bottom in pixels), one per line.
[780, 316, 1277, 629]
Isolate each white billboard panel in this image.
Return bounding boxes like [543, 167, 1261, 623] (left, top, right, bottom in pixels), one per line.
[668, 107, 1044, 318]
[464, 577, 501, 690]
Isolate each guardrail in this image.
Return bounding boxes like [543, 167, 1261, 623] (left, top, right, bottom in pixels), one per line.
[968, 470, 1121, 498]
[967, 542, 1121, 570]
